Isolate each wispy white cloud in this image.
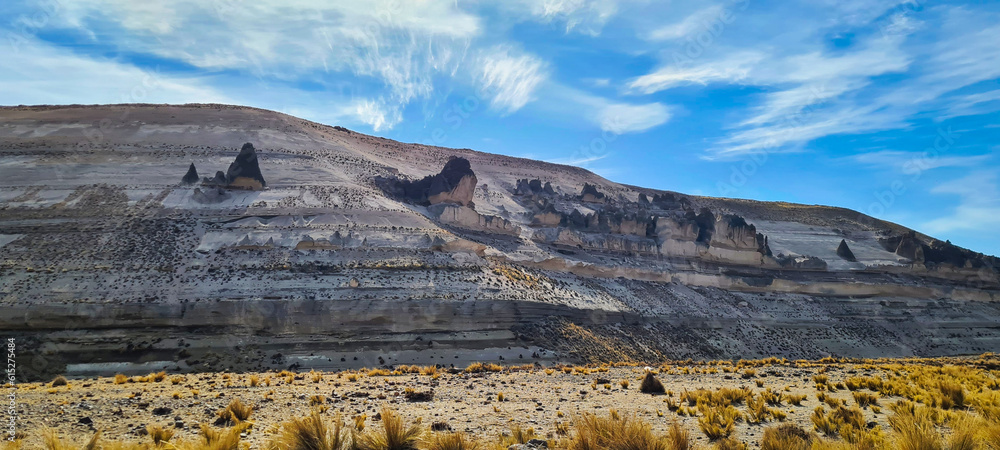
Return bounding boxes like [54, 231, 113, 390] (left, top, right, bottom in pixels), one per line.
[647, 4, 724, 41]
[596, 102, 671, 133]
[627, 52, 762, 94]
[852, 150, 991, 172]
[922, 171, 1000, 234]
[38, 0, 483, 130]
[521, 0, 628, 36]
[476, 46, 547, 114]
[547, 154, 609, 166]
[0, 33, 229, 105]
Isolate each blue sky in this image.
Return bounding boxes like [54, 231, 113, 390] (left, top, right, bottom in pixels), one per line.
[2, 0, 999, 256]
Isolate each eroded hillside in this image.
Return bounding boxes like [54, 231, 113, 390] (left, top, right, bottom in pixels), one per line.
[1, 104, 998, 381]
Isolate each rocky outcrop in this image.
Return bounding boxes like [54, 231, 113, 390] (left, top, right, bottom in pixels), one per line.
[181, 163, 199, 185]
[712, 215, 761, 251]
[191, 187, 230, 204]
[294, 235, 342, 251]
[580, 183, 606, 203]
[837, 239, 857, 262]
[515, 179, 556, 196]
[654, 216, 700, 241]
[776, 254, 828, 270]
[225, 143, 267, 190]
[428, 204, 520, 236]
[206, 170, 228, 186]
[530, 204, 562, 227]
[391, 157, 477, 206]
[531, 228, 658, 254]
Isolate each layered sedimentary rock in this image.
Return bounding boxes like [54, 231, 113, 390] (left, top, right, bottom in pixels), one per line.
[1, 104, 998, 381]
[428, 204, 520, 236]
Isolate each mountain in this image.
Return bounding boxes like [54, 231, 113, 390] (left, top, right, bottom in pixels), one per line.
[1, 104, 998, 381]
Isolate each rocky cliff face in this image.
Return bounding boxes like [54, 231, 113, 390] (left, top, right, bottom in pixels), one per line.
[1, 104, 998, 380]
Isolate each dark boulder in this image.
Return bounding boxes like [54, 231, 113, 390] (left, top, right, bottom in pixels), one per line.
[225, 143, 266, 189]
[392, 157, 477, 206]
[181, 163, 199, 185]
[837, 239, 857, 262]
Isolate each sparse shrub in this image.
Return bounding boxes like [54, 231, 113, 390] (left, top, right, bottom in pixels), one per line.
[937, 380, 965, 409]
[640, 372, 665, 394]
[853, 392, 878, 408]
[761, 424, 812, 450]
[170, 376, 185, 385]
[41, 428, 101, 450]
[742, 369, 757, 379]
[464, 362, 503, 373]
[698, 405, 740, 440]
[198, 422, 247, 449]
[50, 376, 68, 387]
[422, 431, 480, 450]
[761, 388, 783, 406]
[403, 388, 434, 402]
[620, 380, 630, 389]
[713, 437, 747, 450]
[249, 374, 260, 387]
[310, 395, 326, 406]
[150, 371, 167, 382]
[567, 411, 683, 450]
[114, 374, 127, 385]
[747, 395, 770, 424]
[500, 425, 535, 446]
[786, 394, 807, 406]
[354, 405, 422, 450]
[270, 410, 347, 450]
[147, 424, 175, 446]
[217, 398, 253, 425]
[888, 401, 941, 450]
[667, 422, 690, 450]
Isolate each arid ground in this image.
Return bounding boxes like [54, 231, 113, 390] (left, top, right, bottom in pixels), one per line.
[9, 355, 1000, 449]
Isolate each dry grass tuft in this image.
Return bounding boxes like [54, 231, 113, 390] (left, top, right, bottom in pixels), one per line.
[421, 432, 480, 450]
[568, 410, 686, 450]
[354, 405, 422, 450]
[147, 424, 175, 446]
[217, 398, 253, 425]
[269, 410, 347, 450]
[760, 424, 812, 450]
